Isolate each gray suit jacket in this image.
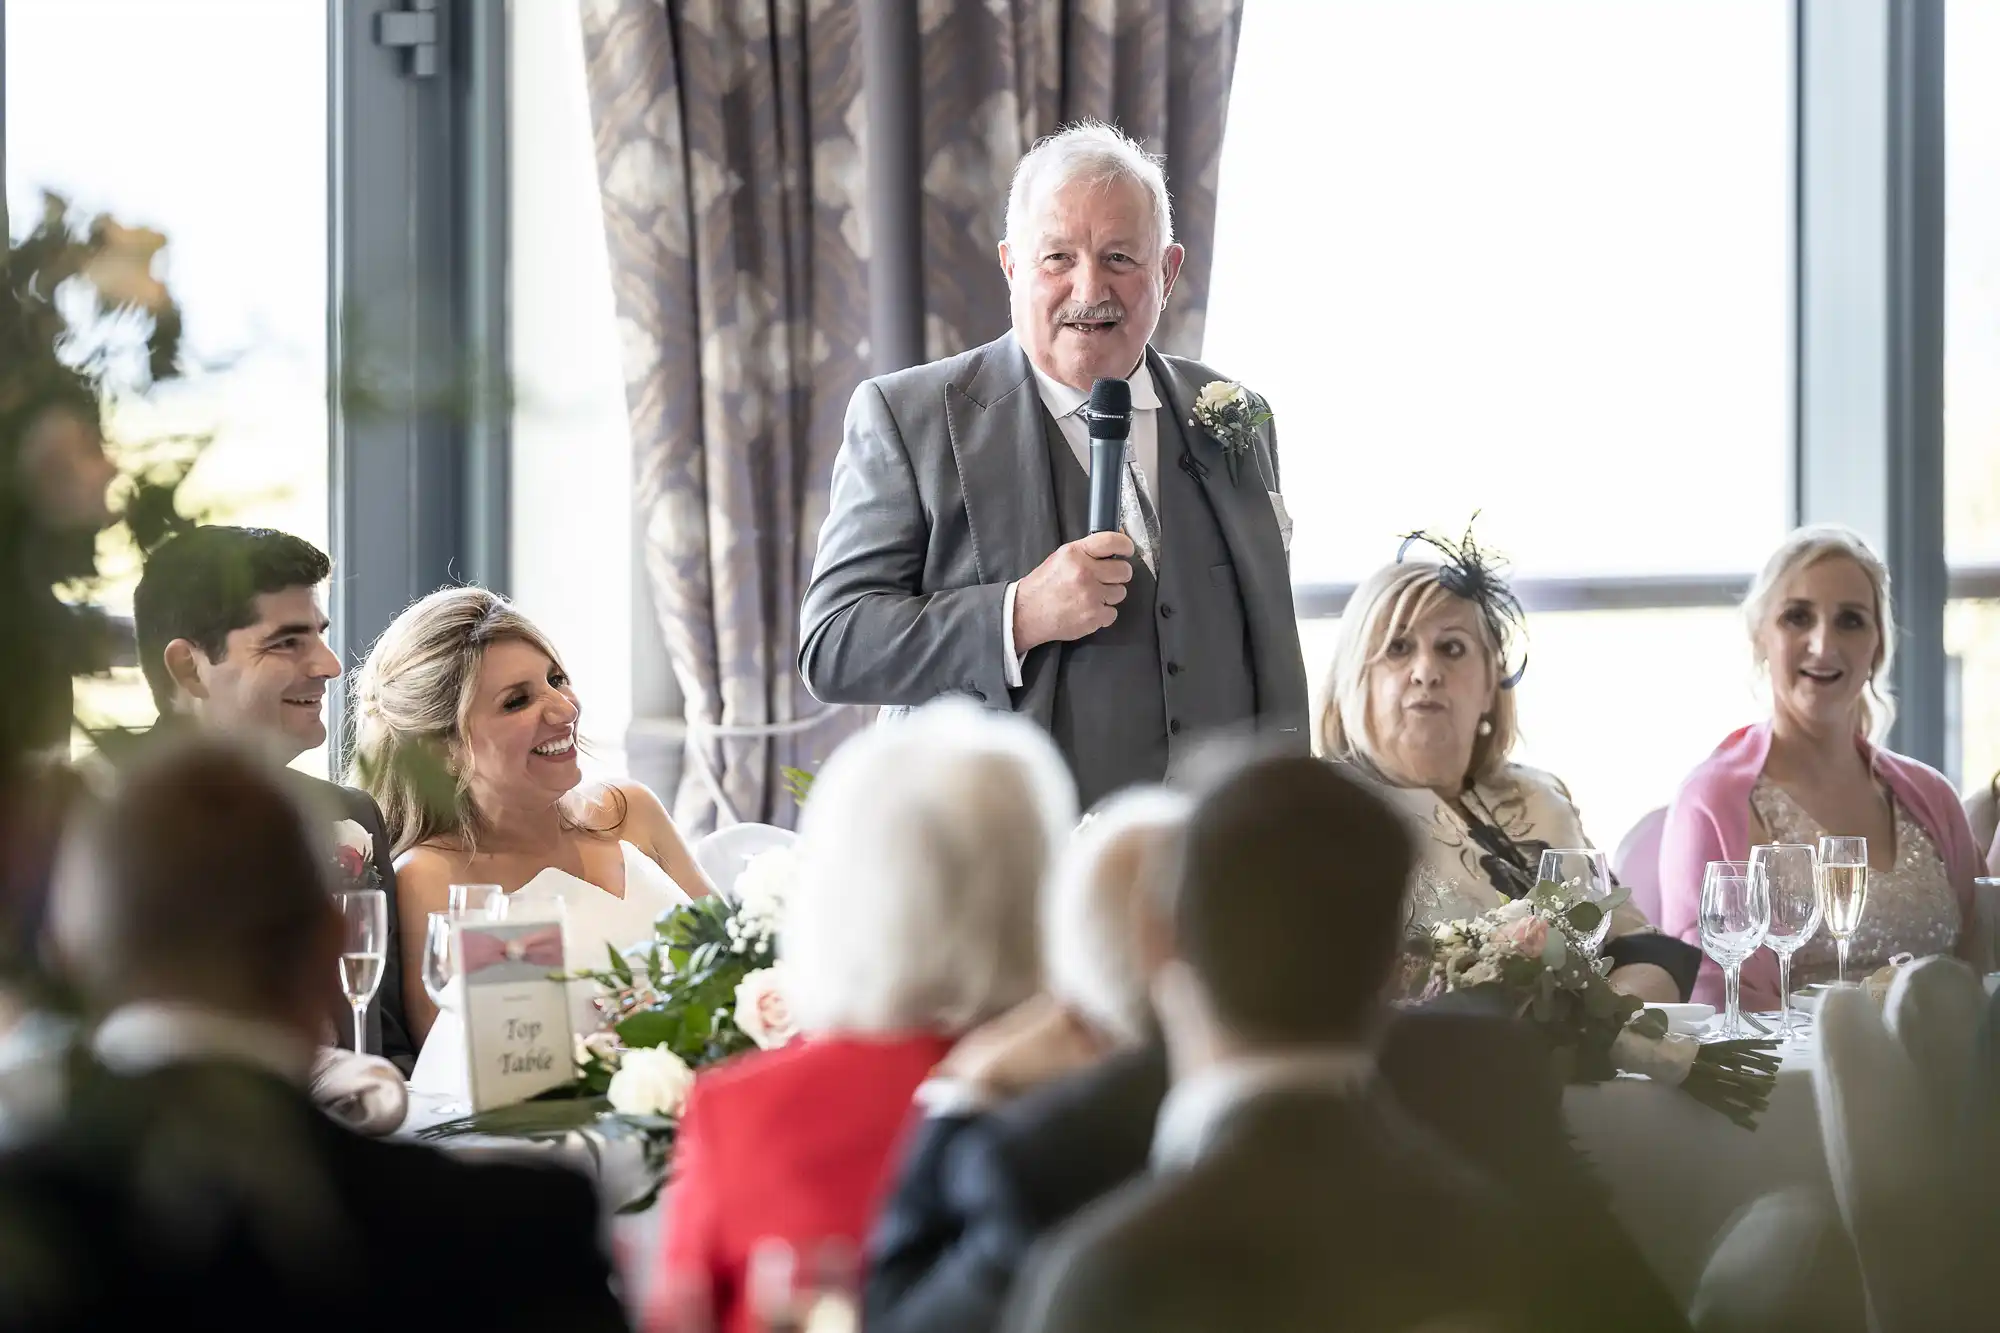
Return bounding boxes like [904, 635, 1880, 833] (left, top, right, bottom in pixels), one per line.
[799, 331, 1307, 747]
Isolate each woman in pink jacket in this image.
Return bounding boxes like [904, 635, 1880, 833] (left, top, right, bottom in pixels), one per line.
[1661, 526, 1981, 1010]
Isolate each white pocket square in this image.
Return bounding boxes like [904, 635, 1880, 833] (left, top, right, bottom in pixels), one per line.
[1268, 491, 1294, 552]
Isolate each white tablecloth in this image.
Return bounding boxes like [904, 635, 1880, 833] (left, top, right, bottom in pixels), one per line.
[1565, 1024, 1825, 1303]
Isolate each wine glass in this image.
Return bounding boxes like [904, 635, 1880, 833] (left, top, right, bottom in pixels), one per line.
[448, 882, 507, 919]
[1700, 861, 1770, 1038]
[1537, 848, 1614, 955]
[1817, 835, 1869, 984]
[421, 911, 459, 1013]
[1752, 843, 1821, 1043]
[335, 889, 388, 1057]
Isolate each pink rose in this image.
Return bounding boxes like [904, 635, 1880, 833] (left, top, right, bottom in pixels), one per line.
[1494, 915, 1549, 956]
[733, 967, 798, 1050]
[334, 845, 368, 880]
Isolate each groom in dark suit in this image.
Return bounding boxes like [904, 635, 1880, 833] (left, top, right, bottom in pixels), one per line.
[134, 526, 413, 1072]
[800, 122, 1307, 809]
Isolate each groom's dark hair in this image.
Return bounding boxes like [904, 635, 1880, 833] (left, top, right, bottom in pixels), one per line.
[134, 525, 332, 712]
[1170, 755, 1415, 1045]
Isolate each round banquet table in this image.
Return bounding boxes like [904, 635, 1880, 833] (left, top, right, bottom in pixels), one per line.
[1563, 1018, 1827, 1305]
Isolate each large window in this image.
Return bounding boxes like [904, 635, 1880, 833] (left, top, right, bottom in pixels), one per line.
[5, 0, 329, 772]
[1947, 0, 2000, 794]
[1211, 0, 1791, 844]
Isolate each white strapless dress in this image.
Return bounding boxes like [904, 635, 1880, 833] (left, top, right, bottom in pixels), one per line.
[409, 840, 692, 1099]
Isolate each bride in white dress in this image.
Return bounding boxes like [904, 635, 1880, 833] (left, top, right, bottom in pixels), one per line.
[346, 588, 714, 1095]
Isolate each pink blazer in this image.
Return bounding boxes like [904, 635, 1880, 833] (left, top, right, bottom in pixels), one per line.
[1660, 722, 1980, 1009]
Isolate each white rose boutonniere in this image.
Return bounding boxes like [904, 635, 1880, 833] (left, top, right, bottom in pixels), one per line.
[1191, 380, 1273, 485]
[732, 965, 798, 1050]
[605, 1045, 696, 1118]
[330, 819, 380, 889]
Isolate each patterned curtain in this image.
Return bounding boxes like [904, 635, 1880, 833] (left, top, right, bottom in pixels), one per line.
[580, 0, 1244, 831]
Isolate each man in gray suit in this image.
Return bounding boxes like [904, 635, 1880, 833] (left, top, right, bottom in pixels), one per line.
[800, 123, 1307, 809]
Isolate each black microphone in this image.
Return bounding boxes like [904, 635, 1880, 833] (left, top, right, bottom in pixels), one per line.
[1085, 377, 1133, 536]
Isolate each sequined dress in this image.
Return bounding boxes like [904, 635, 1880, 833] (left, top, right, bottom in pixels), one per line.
[1749, 776, 1961, 986]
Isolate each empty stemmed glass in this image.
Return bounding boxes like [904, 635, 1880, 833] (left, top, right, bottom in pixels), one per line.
[1700, 861, 1770, 1039]
[1537, 848, 1615, 956]
[1817, 835, 1869, 984]
[448, 883, 507, 920]
[1752, 843, 1821, 1043]
[335, 889, 388, 1056]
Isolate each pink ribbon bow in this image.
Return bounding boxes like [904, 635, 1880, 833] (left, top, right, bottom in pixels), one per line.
[460, 926, 564, 976]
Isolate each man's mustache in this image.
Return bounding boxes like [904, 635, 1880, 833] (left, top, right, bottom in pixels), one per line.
[1056, 302, 1125, 323]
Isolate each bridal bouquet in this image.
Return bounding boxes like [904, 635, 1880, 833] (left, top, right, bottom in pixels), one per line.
[419, 847, 800, 1209]
[1402, 886, 1780, 1129]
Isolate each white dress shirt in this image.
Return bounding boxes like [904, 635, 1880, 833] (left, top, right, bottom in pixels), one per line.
[1001, 360, 1165, 688]
[1150, 1047, 1376, 1173]
[93, 1001, 315, 1085]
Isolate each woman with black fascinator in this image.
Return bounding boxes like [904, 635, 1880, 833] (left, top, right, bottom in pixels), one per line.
[1320, 525, 1699, 1004]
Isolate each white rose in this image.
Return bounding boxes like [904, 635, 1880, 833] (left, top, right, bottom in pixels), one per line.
[331, 819, 372, 856]
[1196, 380, 1242, 414]
[733, 847, 796, 917]
[1491, 898, 1535, 924]
[732, 966, 798, 1050]
[605, 1046, 695, 1118]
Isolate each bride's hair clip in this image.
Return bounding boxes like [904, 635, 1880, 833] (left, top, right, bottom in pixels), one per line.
[1395, 516, 1529, 690]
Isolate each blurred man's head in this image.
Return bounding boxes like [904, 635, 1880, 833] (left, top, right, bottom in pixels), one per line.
[134, 526, 338, 760]
[51, 735, 340, 1039]
[1156, 755, 1415, 1061]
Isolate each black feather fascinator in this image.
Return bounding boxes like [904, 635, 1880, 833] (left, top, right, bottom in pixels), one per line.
[1395, 519, 1529, 689]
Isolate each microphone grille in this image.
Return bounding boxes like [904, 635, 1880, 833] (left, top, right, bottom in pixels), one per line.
[1088, 377, 1132, 418]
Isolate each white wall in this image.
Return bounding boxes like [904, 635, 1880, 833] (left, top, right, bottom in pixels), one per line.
[508, 0, 634, 779]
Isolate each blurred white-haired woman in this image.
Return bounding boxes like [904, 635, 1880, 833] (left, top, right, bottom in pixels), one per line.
[865, 787, 1191, 1333]
[656, 702, 1075, 1333]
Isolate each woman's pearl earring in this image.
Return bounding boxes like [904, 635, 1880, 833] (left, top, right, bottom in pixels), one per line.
[1477, 717, 1494, 737]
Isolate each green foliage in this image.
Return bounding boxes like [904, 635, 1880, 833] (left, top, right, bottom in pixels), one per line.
[780, 764, 814, 805]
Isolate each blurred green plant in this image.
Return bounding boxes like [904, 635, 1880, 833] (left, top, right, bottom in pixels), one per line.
[2, 192, 202, 981]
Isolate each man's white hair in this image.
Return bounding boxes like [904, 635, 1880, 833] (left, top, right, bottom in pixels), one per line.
[1043, 787, 1189, 1046]
[1004, 120, 1175, 262]
[782, 701, 1078, 1036]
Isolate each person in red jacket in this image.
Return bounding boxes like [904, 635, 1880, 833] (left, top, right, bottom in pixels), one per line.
[651, 702, 1076, 1333]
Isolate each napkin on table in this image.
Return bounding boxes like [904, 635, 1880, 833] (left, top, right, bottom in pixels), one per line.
[310, 1046, 408, 1136]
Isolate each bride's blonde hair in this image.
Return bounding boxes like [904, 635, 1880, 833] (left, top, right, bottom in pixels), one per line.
[348, 586, 575, 856]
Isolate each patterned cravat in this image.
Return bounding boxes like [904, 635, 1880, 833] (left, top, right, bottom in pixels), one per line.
[1120, 450, 1160, 574]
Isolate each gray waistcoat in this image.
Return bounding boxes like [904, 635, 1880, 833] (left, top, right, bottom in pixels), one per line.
[1043, 407, 1258, 810]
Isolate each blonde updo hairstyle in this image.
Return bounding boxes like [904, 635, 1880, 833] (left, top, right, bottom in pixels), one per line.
[348, 586, 584, 856]
[1742, 524, 1898, 743]
[1317, 560, 1519, 788]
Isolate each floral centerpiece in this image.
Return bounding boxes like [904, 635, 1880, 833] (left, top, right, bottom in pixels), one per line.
[1402, 884, 1780, 1129]
[418, 846, 799, 1210]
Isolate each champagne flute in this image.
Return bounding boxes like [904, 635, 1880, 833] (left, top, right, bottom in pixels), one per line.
[1817, 835, 1869, 985]
[1700, 861, 1769, 1038]
[448, 882, 507, 919]
[1751, 843, 1821, 1043]
[1537, 848, 1614, 955]
[335, 889, 388, 1057]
